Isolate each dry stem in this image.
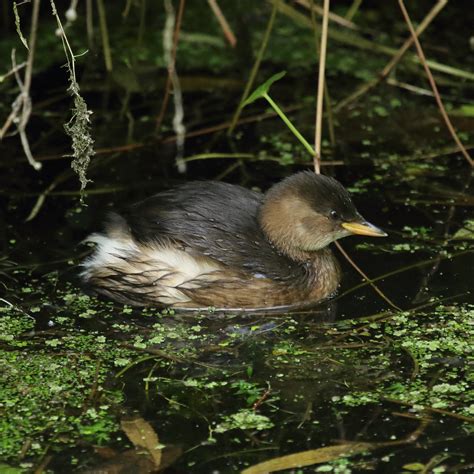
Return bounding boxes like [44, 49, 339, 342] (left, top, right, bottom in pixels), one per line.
[162, 0, 186, 172]
[295, 0, 358, 30]
[0, 60, 26, 83]
[344, 0, 362, 21]
[334, 0, 448, 114]
[309, 0, 335, 147]
[313, 0, 330, 174]
[398, 0, 473, 167]
[0, 0, 42, 170]
[155, 0, 186, 134]
[207, 0, 236, 47]
[335, 241, 402, 311]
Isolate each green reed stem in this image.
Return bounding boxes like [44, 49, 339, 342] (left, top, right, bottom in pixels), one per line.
[97, 0, 112, 71]
[228, 4, 277, 135]
[263, 93, 315, 157]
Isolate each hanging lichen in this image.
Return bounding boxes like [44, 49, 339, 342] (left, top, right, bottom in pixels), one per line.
[51, 0, 95, 200]
[64, 74, 94, 198]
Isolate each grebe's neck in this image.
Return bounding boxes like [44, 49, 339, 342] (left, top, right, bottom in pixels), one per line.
[258, 190, 333, 262]
[305, 247, 341, 299]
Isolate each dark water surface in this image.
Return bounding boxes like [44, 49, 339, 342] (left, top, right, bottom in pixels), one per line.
[2, 94, 473, 472]
[1, 7, 473, 470]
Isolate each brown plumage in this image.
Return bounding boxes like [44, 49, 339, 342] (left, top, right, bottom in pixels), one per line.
[81, 171, 386, 309]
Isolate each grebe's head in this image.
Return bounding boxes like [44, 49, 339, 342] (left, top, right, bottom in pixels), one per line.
[259, 171, 386, 260]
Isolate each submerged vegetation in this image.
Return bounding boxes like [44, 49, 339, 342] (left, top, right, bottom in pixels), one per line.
[0, 0, 473, 472]
[1, 275, 472, 471]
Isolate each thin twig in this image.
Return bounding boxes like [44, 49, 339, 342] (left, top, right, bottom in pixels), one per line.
[268, 0, 474, 81]
[344, 0, 362, 21]
[15, 0, 42, 170]
[170, 104, 303, 143]
[253, 384, 272, 411]
[386, 77, 436, 97]
[0, 54, 21, 139]
[24, 152, 113, 221]
[33, 454, 53, 474]
[383, 0, 447, 79]
[0, 60, 26, 83]
[398, 0, 473, 167]
[313, 0, 330, 174]
[155, 0, 185, 135]
[27, 105, 305, 164]
[207, 0, 236, 47]
[295, 0, 358, 30]
[384, 397, 474, 423]
[335, 241, 402, 311]
[334, 0, 448, 114]
[122, 0, 133, 18]
[335, 248, 473, 301]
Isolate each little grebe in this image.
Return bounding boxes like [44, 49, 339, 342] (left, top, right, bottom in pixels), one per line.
[81, 172, 386, 309]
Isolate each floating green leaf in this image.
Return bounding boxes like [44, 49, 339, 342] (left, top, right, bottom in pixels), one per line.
[453, 219, 474, 240]
[0, 464, 24, 474]
[459, 104, 474, 117]
[242, 443, 373, 474]
[242, 71, 286, 107]
[402, 463, 426, 471]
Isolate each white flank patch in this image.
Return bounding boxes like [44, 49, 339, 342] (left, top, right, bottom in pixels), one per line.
[144, 246, 221, 288]
[80, 233, 139, 277]
[81, 233, 222, 305]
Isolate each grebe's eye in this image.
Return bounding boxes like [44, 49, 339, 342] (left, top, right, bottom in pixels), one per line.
[330, 210, 339, 220]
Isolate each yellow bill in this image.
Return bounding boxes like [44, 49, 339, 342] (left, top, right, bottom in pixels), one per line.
[342, 221, 387, 237]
